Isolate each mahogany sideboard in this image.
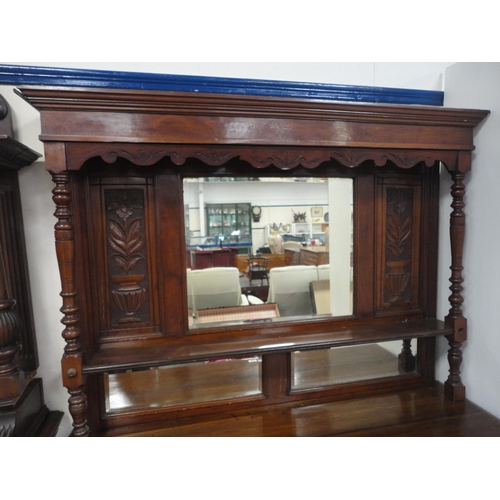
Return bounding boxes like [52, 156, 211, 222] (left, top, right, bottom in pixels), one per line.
[16, 86, 488, 436]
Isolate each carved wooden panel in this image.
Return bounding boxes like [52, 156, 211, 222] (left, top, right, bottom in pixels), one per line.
[105, 189, 150, 326]
[87, 175, 160, 341]
[376, 177, 422, 315]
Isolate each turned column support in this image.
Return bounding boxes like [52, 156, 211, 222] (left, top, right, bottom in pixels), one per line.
[0, 240, 23, 403]
[444, 157, 470, 401]
[52, 170, 89, 436]
[398, 339, 416, 374]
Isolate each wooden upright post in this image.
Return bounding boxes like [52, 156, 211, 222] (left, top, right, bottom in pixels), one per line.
[52, 171, 89, 436]
[444, 156, 470, 401]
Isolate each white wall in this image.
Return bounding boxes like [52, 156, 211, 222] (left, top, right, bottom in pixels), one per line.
[0, 62, 456, 436]
[436, 63, 500, 419]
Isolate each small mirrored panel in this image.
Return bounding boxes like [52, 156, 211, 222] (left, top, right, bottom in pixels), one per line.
[104, 356, 262, 414]
[291, 339, 417, 391]
[183, 177, 353, 329]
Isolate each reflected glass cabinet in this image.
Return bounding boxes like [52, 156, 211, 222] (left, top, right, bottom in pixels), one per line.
[16, 85, 489, 437]
[206, 203, 252, 245]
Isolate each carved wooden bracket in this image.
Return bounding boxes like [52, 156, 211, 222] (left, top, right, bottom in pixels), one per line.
[63, 143, 461, 172]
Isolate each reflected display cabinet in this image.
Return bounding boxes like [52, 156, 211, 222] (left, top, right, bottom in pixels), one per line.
[206, 203, 251, 244]
[16, 86, 488, 436]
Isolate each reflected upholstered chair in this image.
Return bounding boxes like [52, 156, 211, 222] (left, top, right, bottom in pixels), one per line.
[190, 267, 243, 313]
[267, 265, 319, 317]
[317, 264, 330, 281]
[281, 241, 303, 252]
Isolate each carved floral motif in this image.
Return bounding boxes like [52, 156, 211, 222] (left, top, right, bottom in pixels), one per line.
[107, 192, 147, 324]
[108, 194, 145, 274]
[386, 191, 412, 258]
[384, 189, 413, 304]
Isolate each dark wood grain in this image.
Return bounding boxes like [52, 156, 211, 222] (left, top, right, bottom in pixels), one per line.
[17, 86, 489, 435]
[95, 383, 500, 437]
[84, 319, 452, 374]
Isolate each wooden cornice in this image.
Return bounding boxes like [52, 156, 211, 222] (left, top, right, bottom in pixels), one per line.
[16, 86, 487, 127]
[15, 87, 489, 173]
[0, 135, 41, 170]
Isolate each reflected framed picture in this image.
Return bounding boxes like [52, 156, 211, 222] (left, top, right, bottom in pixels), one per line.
[311, 207, 323, 217]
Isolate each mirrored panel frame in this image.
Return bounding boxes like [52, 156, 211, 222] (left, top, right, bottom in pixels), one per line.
[183, 176, 354, 329]
[291, 339, 418, 391]
[104, 356, 263, 414]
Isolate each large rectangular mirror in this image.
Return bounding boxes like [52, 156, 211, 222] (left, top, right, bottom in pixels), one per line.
[183, 177, 353, 329]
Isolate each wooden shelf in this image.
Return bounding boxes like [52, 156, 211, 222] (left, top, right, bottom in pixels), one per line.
[84, 318, 451, 374]
[96, 383, 500, 437]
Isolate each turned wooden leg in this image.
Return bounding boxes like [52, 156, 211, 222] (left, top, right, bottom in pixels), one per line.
[444, 340, 466, 401]
[398, 339, 416, 374]
[68, 385, 89, 437]
[444, 168, 468, 401]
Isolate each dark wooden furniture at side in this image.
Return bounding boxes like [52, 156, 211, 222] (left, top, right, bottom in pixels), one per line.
[0, 94, 63, 436]
[16, 86, 489, 436]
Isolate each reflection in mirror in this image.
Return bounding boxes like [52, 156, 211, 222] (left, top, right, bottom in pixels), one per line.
[105, 356, 262, 414]
[183, 177, 353, 328]
[291, 339, 417, 391]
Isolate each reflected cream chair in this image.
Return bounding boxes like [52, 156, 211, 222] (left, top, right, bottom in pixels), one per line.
[267, 265, 318, 317]
[317, 264, 330, 281]
[186, 268, 193, 310]
[281, 241, 303, 252]
[190, 267, 243, 313]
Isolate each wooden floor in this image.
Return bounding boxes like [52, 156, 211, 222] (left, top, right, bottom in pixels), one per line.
[105, 382, 500, 437]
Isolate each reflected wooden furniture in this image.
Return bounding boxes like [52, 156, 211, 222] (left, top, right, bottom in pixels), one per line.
[196, 303, 279, 325]
[310, 280, 330, 315]
[0, 95, 63, 436]
[192, 247, 238, 269]
[284, 248, 300, 266]
[246, 255, 269, 285]
[237, 252, 285, 273]
[299, 246, 329, 266]
[17, 85, 489, 436]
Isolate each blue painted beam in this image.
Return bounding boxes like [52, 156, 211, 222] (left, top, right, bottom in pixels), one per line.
[0, 64, 444, 106]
